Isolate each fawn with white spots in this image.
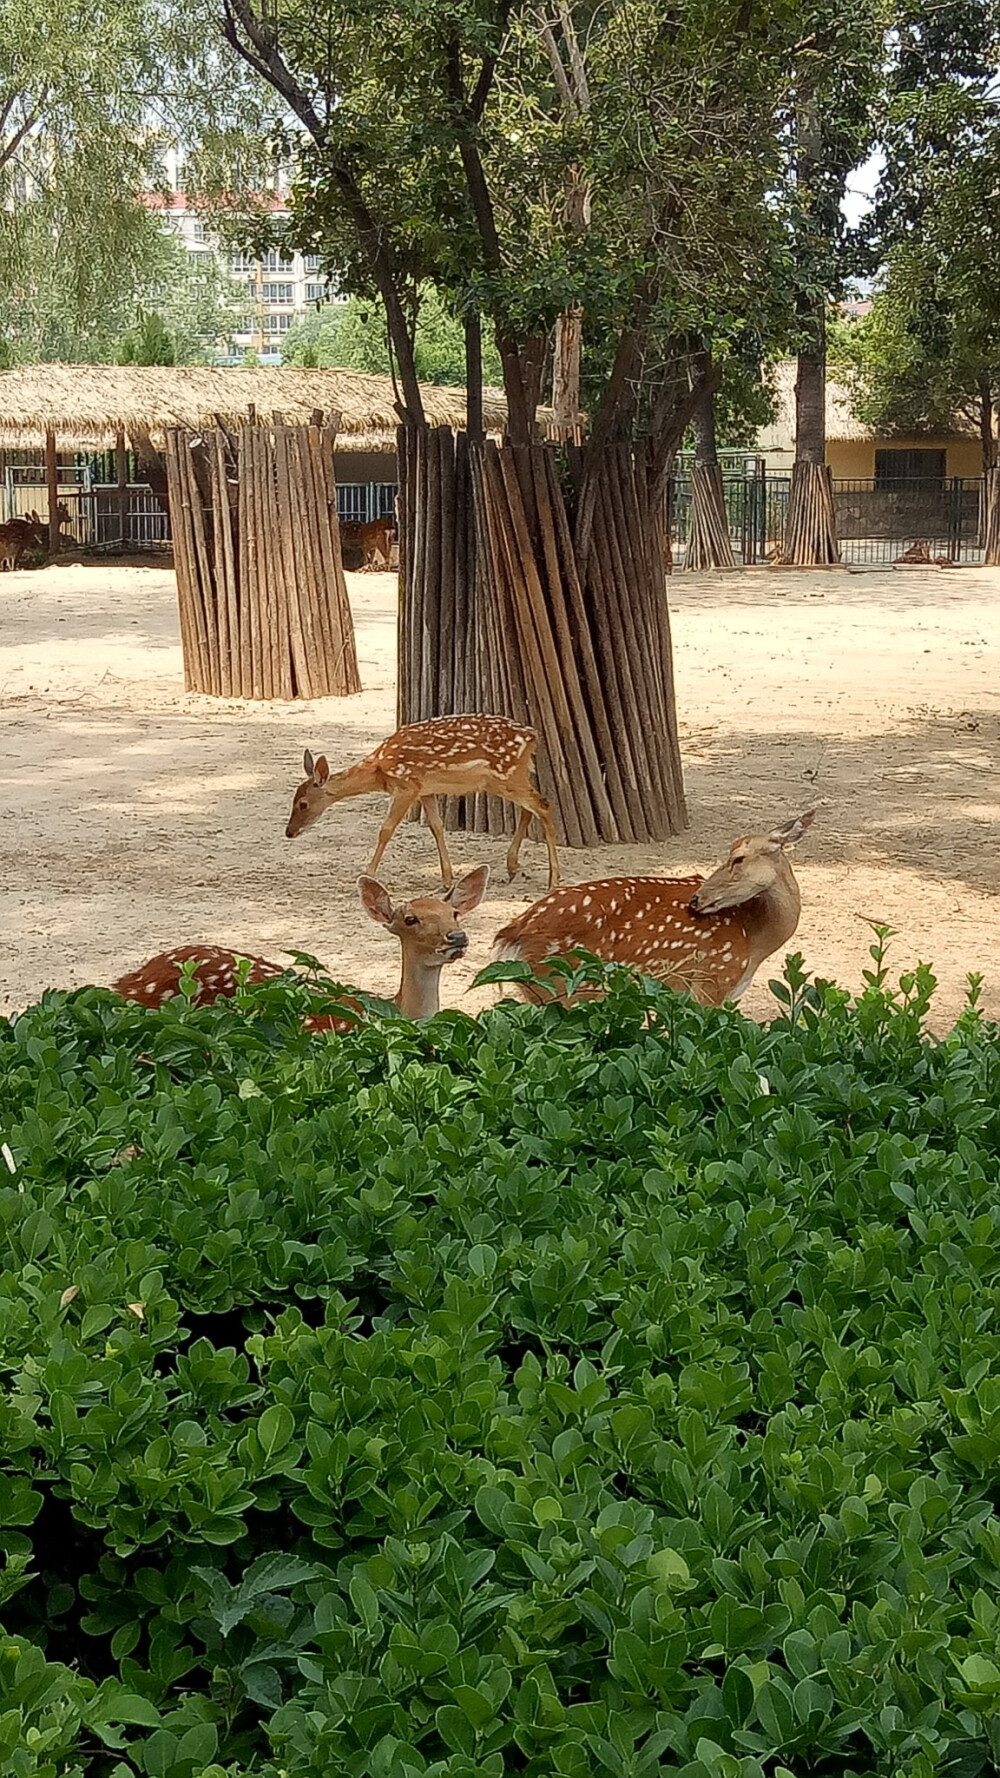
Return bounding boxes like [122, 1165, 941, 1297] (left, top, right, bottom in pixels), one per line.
[492, 811, 815, 1007]
[285, 715, 560, 890]
[112, 867, 490, 1027]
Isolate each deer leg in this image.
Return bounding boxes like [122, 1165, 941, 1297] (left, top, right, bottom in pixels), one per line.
[420, 796, 454, 888]
[511, 789, 560, 889]
[367, 791, 416, 877]
[505, 808, 533, 880]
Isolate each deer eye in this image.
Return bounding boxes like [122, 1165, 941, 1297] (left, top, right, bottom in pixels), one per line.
[404, 913, 418, 927]
[298, 799, 308, 809]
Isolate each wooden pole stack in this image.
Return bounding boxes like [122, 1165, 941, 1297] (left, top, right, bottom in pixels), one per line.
[777, 460, 841, 566]
[682, 463, 736, 570]
[164, 417, 361, 700]
[398, 425, 686, 847]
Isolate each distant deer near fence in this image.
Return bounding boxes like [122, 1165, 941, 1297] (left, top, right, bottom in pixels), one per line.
[285, 715, 560, 890]
[492, 811, 815, 1006]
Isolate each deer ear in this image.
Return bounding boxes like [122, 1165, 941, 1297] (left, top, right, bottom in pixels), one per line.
[358, 876, 395, 928]
[769, 809, 816, 848]
[303, 749, 314, 776]
[447, 864, 490, 916]
[312, 755, 330, 786]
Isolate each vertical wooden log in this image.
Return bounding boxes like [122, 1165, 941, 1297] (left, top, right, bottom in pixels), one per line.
[286, 430, 322, 697]
[209, 432, 233, 699]
[438, 427, 457, 714]
[46, 431, 59, 557]
[164, 431, 202, 690]
[274, 426, 313, 700]
[184, 439, 221, 696]
[237, 428, 253, 698]
[396, 426, 410, 728]
[116, 429, 129, 551]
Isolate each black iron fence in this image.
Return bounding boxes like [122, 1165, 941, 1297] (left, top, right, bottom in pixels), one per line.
[2, 462, 986, 568]
[671, 470, 985, 567]
[5, 473, 398, 554]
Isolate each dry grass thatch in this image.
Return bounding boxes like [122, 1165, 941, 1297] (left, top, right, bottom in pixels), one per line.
[0, 363, 524, 451]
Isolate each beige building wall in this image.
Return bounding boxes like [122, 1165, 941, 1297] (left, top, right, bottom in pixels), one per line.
[826, 438, 983, 479]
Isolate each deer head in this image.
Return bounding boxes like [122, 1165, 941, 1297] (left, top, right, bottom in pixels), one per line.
[358, 866, 490, 970]
[689, 811, 815, 916]
[285, 749, 332, 838]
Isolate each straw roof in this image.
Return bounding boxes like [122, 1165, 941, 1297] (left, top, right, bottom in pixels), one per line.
[757, 358, 976, 453]
[0, 363, 519, 451]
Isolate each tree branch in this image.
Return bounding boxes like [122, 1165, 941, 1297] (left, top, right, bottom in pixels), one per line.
[648, 356, 724, 502]
[222, 0, 426, 424]
[0, 102, 42, 176]
[222, 0, 327, 145]
[469, 3, 511, 123]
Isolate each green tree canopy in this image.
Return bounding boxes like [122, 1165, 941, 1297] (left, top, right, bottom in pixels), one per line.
[844, 0, 1000, 470]
[222, 0, 800, 463]
[0, 0, 276, 364]
[283, 288, 504, 384]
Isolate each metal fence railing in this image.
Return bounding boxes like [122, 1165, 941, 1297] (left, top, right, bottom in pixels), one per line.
[671, 471, 985, 567]
[2, 461, 985, 568]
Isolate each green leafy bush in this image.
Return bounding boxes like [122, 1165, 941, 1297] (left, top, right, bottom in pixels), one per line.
[1, 940, 999, 1778]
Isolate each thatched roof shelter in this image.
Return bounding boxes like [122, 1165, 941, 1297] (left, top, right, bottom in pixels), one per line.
[0, 363, 518, 452]
[757, 358, 976, 455]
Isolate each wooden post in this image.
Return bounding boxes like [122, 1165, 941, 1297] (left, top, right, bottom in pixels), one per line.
[115, 429, 129, 548]
[46, 430, 59, 556]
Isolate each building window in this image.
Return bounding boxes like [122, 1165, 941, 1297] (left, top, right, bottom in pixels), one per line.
[304, 255, 322, 272]
[262, 250, 295, 273]
[260, 282, 294, 304]
[263, 312, 293, 333]
[231, 253, 256, 274]
[874, 448, 947, 490]
[191, 220, 205, 243]
[305, 282, 327, 304]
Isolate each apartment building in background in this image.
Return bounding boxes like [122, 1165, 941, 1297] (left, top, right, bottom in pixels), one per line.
[150, 145, 339, 363]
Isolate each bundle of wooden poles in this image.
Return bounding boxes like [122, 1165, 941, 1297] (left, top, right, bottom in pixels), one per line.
[165, 416, 360, 700]
[682, 462, 736, 570]
[777, 460, 841, 566]
[398, 426, 685, 846]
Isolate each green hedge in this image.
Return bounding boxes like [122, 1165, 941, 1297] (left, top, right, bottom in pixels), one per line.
[1, 941, 999, 1778]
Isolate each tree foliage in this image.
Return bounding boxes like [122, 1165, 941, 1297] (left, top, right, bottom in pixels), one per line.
[222, 0, 800, 452]
[845, 0, 1000, 467]
[283, 288, 504, 384]
[5, 951, 1000, 1773]
[0, 0, 277, 365]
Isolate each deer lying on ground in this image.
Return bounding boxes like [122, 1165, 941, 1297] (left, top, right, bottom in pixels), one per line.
[286, 715, 560, 890]
[112, 867, 490, 1026]
[492, 811, 815, 1007]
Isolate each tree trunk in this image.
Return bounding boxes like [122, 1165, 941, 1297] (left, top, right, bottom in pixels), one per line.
[132, 428, 172, 517]
[978, 376, 995, 547]
[794, 319, 827, 466]
[552, 307, 583, 438]
[985, 467, 1000, 566]
[979, 375, 995, 478]
[782, 77, 840, 567]
[682, 369, 735, 570]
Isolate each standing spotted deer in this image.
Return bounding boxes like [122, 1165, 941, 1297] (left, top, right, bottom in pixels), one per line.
[112, 867, 490, 1027]
[286, 715, 560, 890]
[492, 811, 815, 1007]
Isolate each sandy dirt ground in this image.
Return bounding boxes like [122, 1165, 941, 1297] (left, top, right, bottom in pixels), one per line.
[1, 557, 997, 1031]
